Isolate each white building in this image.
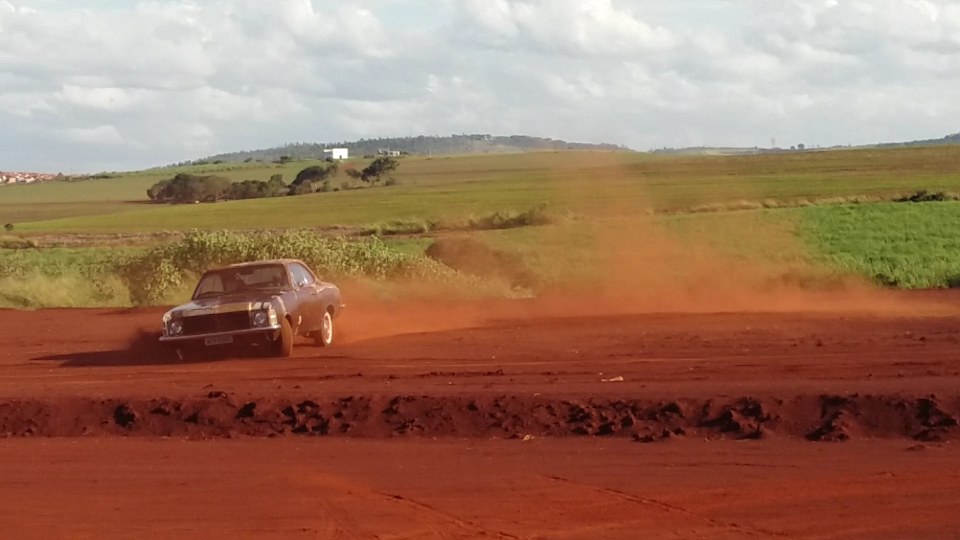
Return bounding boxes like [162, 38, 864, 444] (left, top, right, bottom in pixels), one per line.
[323, 148, 349, 160]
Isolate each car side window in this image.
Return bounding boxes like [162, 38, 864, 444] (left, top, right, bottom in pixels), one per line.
[289, 264, 314, 288]
[293, 263, 317, 286]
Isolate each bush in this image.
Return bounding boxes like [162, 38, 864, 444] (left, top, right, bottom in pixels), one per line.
[361, 220, 436, 236]
[466, 203, 553, 230]
[116, 230, 461, 304]
[226, 177, 288, 200]
[425, 237, 538, 289]
[288, 163, 338, 195]
[360, 157, 399, 184]
[3, 223, 12, 232]
[895, 190, 954, 203]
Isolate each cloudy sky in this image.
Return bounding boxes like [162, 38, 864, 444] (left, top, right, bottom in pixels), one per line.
[1, 0, 959, 172]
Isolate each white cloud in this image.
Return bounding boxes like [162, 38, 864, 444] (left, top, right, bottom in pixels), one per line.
[62, 125, 124, 145]
[0, 0, 959, 171]
[459, 0, 677, 55]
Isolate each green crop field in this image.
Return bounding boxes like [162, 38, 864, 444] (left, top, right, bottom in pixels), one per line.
[799, 201, 960, 288]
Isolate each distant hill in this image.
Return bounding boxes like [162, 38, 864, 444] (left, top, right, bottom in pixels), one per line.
[181, 135, 629, 165]
[877, 132, 960, 148]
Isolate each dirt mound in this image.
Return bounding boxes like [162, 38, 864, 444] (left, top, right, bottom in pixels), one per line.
[425, 237, 537, 289]
[3, 394, 957, 441]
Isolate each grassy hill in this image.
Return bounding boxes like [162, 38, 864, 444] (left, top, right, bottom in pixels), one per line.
[193, 134, 627, 164]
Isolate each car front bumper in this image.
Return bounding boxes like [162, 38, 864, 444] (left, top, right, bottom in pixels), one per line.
[159, 324, 281, 343]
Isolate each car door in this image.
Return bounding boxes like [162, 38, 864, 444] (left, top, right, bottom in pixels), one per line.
[289, 263, 321, 333]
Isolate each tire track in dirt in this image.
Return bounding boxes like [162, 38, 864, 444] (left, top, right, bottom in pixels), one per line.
[303, 473, 519, 540]
[543, 475, 790, 539]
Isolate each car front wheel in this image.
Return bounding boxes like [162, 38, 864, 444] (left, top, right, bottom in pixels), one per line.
[272, 317, 294, 358]
[313, 311, 334, 347]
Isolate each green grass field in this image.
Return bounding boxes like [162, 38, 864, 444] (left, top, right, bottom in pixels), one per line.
[3, 145, 959, 234]
[799, 201, 960, 288]
[3, 145, 960, 307]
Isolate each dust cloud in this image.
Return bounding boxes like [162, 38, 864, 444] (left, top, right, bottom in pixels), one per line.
[337, 157, 954, 343]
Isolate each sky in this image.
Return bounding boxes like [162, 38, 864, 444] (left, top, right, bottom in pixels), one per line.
[1, 0, 959, 173]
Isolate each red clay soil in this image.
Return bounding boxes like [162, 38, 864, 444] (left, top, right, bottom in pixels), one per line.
[2, 290, 960, 537]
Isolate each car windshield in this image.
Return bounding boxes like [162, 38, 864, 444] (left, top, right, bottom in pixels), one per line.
[193, 264, 289, 299]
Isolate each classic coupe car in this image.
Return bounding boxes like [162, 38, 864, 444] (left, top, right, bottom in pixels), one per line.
[159, 259, 343, 358]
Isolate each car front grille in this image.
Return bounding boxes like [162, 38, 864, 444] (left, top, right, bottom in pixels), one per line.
[181, 311, 250, 336]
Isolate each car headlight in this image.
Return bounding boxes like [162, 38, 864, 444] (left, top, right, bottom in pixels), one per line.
[168, 319, 184, 336]
[252, 310, 269, 327]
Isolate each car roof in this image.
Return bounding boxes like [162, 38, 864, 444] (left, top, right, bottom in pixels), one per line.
[215, 259, 305, 270]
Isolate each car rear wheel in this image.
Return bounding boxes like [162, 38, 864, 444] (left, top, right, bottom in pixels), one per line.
[272, 317, 294, 358]
[313, 311, 334, 347]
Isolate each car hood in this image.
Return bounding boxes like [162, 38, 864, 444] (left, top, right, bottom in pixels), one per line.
[165, 292, 282, 319]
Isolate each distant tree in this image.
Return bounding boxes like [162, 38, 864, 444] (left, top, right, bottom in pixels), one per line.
[288, 163, 338, 194]
[225, 176, 288, 200]
[798, 143, 805, 150]
[360, 157, 399, 184]
[147, 179, 171, 201]
[4, 223, 13, 232]
[288, 181, 314, 196]
[243, 157, 253, 163]
[146, 174, 231, 203]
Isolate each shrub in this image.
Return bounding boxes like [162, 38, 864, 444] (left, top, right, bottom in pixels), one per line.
[425, 237, 538, 289]
[360, 157, 399, 184]
[289, 163, 338, 194]
[226, 177, 287, 200]
[466, 203, 554, 230]
[116, 230, 461, 305]
[3, 223, 12, 232]
[895, 190, 953, 203]
[361, 220, 436, 236]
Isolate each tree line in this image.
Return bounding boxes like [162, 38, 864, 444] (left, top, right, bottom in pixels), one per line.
[147, 158, 400, 203]
[187, 134, 627, 164]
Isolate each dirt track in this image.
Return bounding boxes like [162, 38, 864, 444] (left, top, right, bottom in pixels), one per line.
[3, 291, 960, 537]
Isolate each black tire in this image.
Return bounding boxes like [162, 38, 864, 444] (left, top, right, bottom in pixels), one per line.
[313, 311, 334, 347]
[272, 317, 294, 358]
